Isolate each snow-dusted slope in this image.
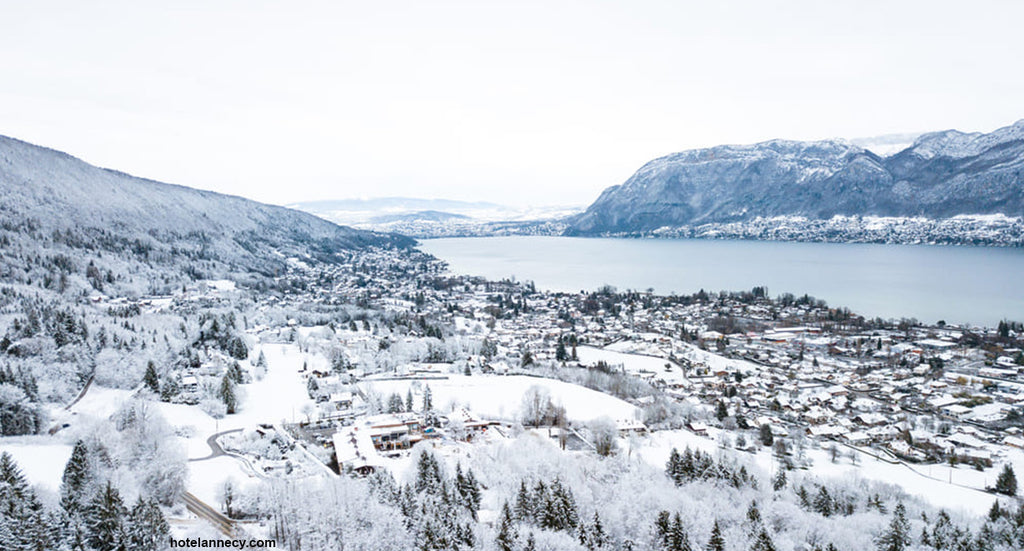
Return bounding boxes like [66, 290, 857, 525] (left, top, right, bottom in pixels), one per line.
[0, 135, 412, 274]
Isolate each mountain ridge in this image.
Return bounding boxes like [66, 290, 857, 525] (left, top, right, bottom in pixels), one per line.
[0, 134, 413, 278]
[567, 120, 1024, 236]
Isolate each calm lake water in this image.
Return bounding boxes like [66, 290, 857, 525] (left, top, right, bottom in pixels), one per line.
[418, 236, 1024, 327]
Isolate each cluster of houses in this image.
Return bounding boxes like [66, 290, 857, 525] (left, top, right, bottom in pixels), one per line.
[268, 244, 1024, 476]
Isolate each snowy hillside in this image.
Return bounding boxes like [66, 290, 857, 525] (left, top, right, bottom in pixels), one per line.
[0, 135, 412, 276]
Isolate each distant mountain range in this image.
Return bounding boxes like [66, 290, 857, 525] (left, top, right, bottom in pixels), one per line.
[0, 135, 411, 279]
[567, 120, 1024, 236]
[292, 197, 581, 238]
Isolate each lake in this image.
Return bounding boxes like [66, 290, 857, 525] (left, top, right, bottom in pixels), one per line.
[418, 236, 1024, 327]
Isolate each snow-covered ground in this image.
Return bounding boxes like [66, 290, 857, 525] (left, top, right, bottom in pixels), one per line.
[361, 374, 639, 423]
[0, 439, 73, 493]
[603, 339, 760, 375]
[187, 456, 253, 506]
[576, 345, 688, 385]
[48, 342, 324, 507]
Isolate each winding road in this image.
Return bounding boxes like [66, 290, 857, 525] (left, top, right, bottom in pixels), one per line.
[189, 428, 244, 462]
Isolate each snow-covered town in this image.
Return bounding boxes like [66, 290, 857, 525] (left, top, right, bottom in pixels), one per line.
[4, 238, 1023, 549]
[4, 3, 1024, 549]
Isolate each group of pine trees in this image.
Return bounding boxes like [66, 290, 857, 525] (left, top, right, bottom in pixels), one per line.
[194, 312, 248, 360]
[794, 483, 858, 518]
[651, 502, 825, 551]
[871, 498, 1024, 551]
[496, 476, 613, 550]
[0, 448, 168, 550]
[366, 450, 481, 551]
[0, 364, 44, 436]
[665, 446, 756, 489]
[511, 477, 580, 534]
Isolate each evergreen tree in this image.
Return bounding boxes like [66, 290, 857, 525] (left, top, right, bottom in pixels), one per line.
[524, 532, 537, 551]
[814, 486, 834, 517]
[671, 512, 692, 551]
[995, 464, 1017, 496]
[556, 340, 568, 362]
[590, 511, 607, 548]
[86, 481, 127, 551]
[0, 451, 31, 499]
[655, 511, 672, 549]
[531, 480, 549, 526]
[495, 502, 518, 551]
[453, 463, 481, 519]
[61, 440, 91, 513]
[705, 520, 725, 551]
[746, 501, 762, 532]
[423, 385, 433, 413]
[797, 486, 810, 509]
[750, 529, 776, 551]
[414, 450, 443, 495]
[876, 502, 910, 551]
[387, 392, 405, 413]
[715, 401, 728, 421]
[219, 375, 237, 414]
[406, 389, 415, 412]
[463, 468, 481, 519]
[0, 452, 53, 550]
[772, 469, 787, 491]
[227, 361, 244, 384]
[126, 497, 169, 551]
[987, 500, 1003, 522]
[159, 375, 180, 402]
[514, 480, 533, 522]
[545, 478, 579, 532]
[142, 361, 160, 394]
[667, 448, 683, 485]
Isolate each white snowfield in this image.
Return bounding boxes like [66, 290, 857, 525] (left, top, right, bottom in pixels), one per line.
[0, 440, 73, 493]
[575, 345, 688, 385]
[361, 374, 639, 423]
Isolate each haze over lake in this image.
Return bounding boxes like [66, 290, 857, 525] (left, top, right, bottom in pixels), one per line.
[420, 236, 1024, 327]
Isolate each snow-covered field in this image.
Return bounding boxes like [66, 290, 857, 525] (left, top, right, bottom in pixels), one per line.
[576, 345, 689, 385]
[603, 339, 760, 375]
[0, 440, 73, 493]
[361, 374, 639, 423]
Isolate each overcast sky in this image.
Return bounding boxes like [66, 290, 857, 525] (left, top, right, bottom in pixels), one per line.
[2, 1, 1022, 207]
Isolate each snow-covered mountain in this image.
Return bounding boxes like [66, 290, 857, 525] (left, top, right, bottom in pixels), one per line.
[292, 196, 582, 237]
[568, 120, 1024, 235]
[0, 135, 412, 276]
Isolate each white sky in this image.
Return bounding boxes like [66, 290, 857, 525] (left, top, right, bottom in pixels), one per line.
[1, 1, 1022, 207]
